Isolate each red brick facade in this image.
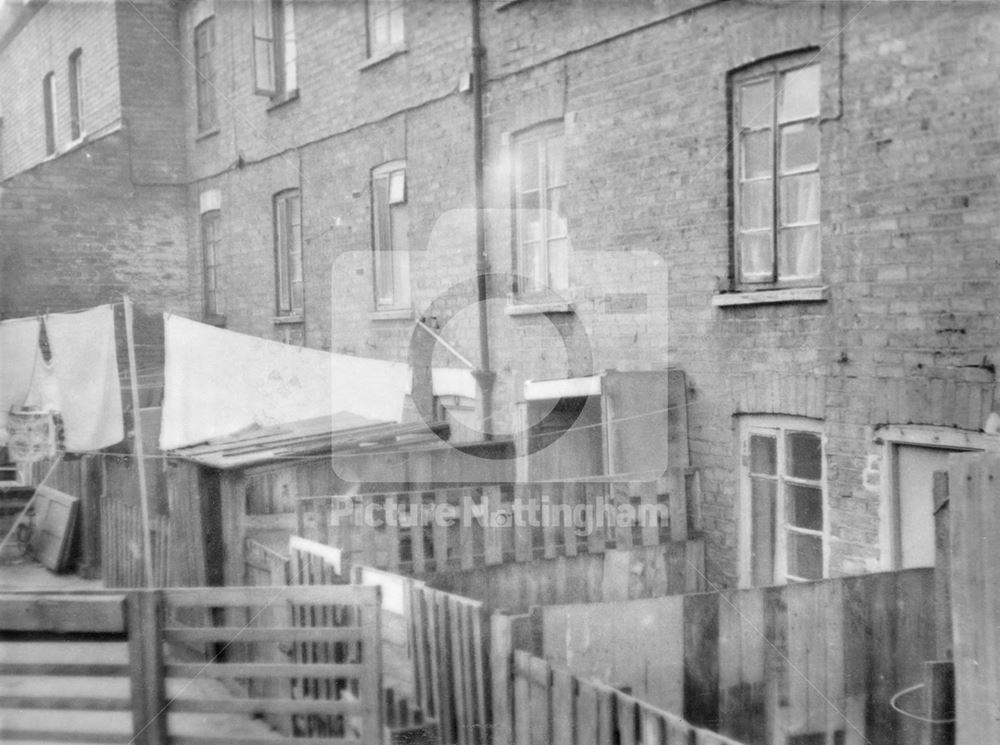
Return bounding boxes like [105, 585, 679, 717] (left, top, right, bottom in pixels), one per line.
[1, 0, 997, 586]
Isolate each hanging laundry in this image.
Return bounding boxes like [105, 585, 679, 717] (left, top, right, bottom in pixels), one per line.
[160, 314, 413, 450]
[0, 316, 41, 447]
[44, 305, 124, 451]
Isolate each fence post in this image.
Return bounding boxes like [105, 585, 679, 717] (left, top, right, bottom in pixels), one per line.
[361, 585, 384, 745]
[932, 471, 952, 660]
[924, 660, 954, 745]
[127, 590, 167, 745]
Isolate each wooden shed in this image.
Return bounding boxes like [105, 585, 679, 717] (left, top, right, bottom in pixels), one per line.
[167, 414, 515, 588]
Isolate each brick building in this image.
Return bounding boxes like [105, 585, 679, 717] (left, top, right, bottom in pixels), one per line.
[0, 0, 189, 322]
[2, 0, 998, 588]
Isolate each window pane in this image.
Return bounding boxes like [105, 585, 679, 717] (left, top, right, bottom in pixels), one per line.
[521, 241, 543, 287]
[786, 484, 823, 531]
[750, 434, 777, 475]
[751, 476, 776, 586]
[517, 141, 539, 191]
[779, 64, 820, 122]
[520, 205, 542, 245]
[787, 532, 822, 580]
[389, 170, 406, 203]
[780, 173, 819, 225]
[786, 431, 822, 480]
[740, 180, 773, 230]
[741, 130, 772, 179]
[740, 79, 773, 128]
[389, 5, 404, 44]
[548, 238, 568, 290]
[547, 186, 567, 239]
[780, 122, 818, 173]
[778, 226, 820, 279]
[391, 202, 410, 307]
[739, 232, 773, 281]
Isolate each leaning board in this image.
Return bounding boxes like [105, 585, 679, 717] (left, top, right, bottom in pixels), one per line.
[30, 486, 79, 572]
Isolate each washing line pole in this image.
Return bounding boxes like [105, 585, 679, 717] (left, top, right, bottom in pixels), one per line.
[123, 295, 155, 589]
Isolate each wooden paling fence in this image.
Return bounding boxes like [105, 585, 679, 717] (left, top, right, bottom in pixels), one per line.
[159, 585, 383, 744]
[521, 568, 937, 745]
[350, 563, 490, 745]
[101, 498, 169, 587]
[297, 471, 698, 576]
[0, 586, 384, 745]
[507, 650, 743, 745]
[949, 452, 1000, 745]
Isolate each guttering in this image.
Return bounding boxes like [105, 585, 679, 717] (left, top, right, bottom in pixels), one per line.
[470, 0, 495, 438]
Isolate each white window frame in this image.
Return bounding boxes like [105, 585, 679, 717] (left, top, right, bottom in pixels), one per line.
[371, 161, 410, 311]
[42, 71, 57, 155]
[731, 54, 821, 288]
[366, 0, 405, 58]
[738, 415, 827, 588]
[511, 123, 568, 295]
[201, 209, 223, 318]
[253, 0, 297, 98]
[194, 17, 217, 132]
[67, 48, 84, 142]
[274, 189, 303, 316]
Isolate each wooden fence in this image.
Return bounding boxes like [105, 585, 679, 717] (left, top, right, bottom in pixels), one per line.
[949, 453, 1000, 745]
[296, 471, 698, 577]
[101, 498, 170, 587]
[515, 568, 936, 745]
[0, 586, 384, 745]
[505, 650, 744, 745]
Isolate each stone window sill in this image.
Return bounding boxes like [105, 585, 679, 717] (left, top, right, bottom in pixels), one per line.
[360, 44, 407, 71]
[711, 286, 829, 307]
[273, 314, 304, 325]
[370, 308, 413, 321]
[195, 127, 220, 142]
[266, 88, 300, 112]
[505, 300, 575, 316]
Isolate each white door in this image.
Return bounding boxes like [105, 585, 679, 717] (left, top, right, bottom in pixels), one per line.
[893, 445, 952, 568]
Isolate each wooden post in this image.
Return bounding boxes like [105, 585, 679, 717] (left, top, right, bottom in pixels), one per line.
[361, 586, 384, 745]
[127, 590, 167, 745]
[932, 471, 952, 660]
[924, 660, 954, 745]
[124, 296, 156, 589]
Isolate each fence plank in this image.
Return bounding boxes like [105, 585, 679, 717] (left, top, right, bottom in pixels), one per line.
[528, 656, 551, 745]
[514, 651, 532, 745]
[360, 588, 383, 745]
[551, 668, 574, 745]
[128, 591, 167, 745]
[483, 486, 504, 566]
[576, 679, 598, 745]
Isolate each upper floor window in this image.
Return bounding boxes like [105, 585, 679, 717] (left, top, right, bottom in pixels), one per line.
[42, 71, 56, 155]
[732, 58, 820, 287]
[68, 49, 84, 141]
[739, 415, 826, 587]
[253, 0, 297, 98]
[371, 161, 410, 310]
[274, 189, 303, 316]
[195, 18, 217, 132]
[201, 210, 224, 319]
[367, 0, 404, 57]
[512, 124, 568, 294]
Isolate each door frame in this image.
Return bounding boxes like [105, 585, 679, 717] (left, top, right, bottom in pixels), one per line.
[874, 425, 995, 571]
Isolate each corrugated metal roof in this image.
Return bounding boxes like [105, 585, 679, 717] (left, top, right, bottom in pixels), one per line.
[169, 412, 449, 470]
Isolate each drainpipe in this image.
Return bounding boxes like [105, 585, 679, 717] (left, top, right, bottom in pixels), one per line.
[470, 0, 495, 439]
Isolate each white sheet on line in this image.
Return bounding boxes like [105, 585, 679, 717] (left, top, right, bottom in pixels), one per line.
[159, 314, 413, 450]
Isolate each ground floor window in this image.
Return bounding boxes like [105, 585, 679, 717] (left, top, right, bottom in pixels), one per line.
[739, 415, 826, 586]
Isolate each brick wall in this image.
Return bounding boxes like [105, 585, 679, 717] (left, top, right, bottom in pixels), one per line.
[0, 131, 189, 324]
[477, 0, 1000, 585]
[0, 0, 122, 178]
